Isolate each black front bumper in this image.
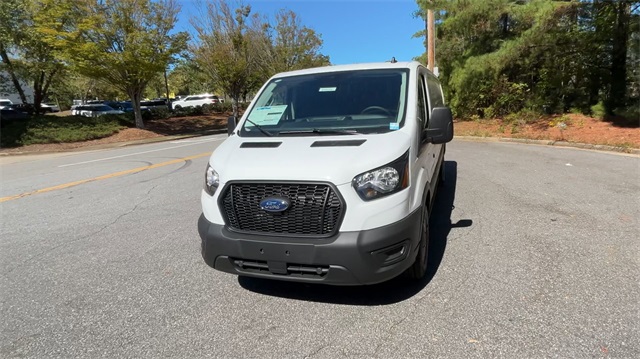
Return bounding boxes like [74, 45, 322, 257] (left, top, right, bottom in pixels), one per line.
[198, 209, 422, 285]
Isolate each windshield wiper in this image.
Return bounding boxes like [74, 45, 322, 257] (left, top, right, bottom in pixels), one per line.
[245, 119, 274, 137]
[278, 128, 360, 136]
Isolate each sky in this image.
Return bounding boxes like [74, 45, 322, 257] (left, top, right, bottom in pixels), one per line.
[175, 0, 427, 65]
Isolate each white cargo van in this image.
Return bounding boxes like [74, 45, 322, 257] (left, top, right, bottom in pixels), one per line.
[198, 61, 453, 285]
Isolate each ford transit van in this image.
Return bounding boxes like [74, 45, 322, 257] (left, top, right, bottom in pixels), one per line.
[198, 61, 453, 285]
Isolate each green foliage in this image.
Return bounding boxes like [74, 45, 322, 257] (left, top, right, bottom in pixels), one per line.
[615, 104, 640, 125]
[0, 0, 69, 111]
[1, 114, 129, 147]
[148, 107, 173, 120]
[418, 0, 639, 123]
[55, 0, 188, 129]
[192, 1, 266, 119]
[168, 59, 216, 96]
[268, 10, 331, 73]
[192, 1, 329, 119]
[591, 101, 606, 119]
[504, 108, 540, 124]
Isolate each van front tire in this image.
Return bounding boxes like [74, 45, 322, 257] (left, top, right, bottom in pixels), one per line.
[405, 205, 429, 280]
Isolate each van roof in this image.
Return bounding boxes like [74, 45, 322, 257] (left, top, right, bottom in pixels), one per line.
[272, 61, 426, 79]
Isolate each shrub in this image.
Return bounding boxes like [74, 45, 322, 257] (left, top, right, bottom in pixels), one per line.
[148, 108, 172, 120]
[504, 108, 540, 124]
[591, 101, 606, 119]
[1, 115, 128, 147]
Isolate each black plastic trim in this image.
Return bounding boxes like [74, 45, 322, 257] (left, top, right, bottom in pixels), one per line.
[198, 207, 422, 285]
[311, 139, 367, 147]
[240, 142, 282, 148]
[217, 180, 347, 239]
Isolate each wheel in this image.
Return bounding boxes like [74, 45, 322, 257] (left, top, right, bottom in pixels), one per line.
[174, 105, 182, 110]
[360, 106, 392, 116]
[405, 205, 429, 280]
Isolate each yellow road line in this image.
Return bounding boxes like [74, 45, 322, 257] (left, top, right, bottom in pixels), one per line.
[0, 152, 211, 203]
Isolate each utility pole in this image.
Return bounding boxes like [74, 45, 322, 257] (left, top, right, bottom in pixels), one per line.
[427, 8, 435, 72]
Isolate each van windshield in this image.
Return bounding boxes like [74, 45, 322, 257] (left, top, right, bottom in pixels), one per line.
[240, 69, 408, 137]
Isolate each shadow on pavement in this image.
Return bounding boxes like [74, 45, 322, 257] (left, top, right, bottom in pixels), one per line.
[239, 161, 472, 305]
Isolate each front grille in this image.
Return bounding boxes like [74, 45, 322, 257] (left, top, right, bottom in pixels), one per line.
[220, 182, 343, 236]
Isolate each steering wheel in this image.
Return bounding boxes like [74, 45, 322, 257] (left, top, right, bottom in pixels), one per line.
[360, 106, 392, 116]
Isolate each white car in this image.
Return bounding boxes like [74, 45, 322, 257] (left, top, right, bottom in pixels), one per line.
[40, 103, 60, 112]
[172, 94, 220, 109]
[197, 61, 454, 285]
[0, 99, 13, 109]
[72, 104, 124, 117]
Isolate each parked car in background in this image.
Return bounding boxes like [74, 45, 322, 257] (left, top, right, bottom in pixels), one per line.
[106, 101, 152, 113]
[141, 99, 169, 110]
[40, 103, 60, 112]
[0, 99, 13, 109]
[1, 108, 30, 122]
[172, 94, 220, 109]
[8, 103, 37, 114]
[72, 104, 124, 117]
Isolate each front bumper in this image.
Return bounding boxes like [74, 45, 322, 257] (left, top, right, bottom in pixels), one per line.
[198, 209, 422, 285]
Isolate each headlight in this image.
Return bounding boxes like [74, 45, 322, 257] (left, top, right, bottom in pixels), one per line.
[352, 151, 409, 200]
[204, 164, 219, 196]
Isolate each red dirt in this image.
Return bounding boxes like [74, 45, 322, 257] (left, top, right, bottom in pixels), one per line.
[455, 114, 639, 149]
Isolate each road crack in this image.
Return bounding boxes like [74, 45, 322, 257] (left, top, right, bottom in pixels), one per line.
[3, 185, 159, 276]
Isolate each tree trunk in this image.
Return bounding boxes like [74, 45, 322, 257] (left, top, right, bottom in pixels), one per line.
[164, 69, 170, 102]
[232, 97, 239, 119]
[0, 43, 28, 104]
[605, 1, 630, 114]
[129, 90, 145, 129]
[33, 71, 45, 115]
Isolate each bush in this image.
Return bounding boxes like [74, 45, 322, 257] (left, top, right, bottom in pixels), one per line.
[614, 104, 640, 125]
[504, 108, 540, 124]
[591, 101, 606, 119]
[173, 105, 205, 117]
[1, 114, 128, 147]
[148, 108, 172, 120]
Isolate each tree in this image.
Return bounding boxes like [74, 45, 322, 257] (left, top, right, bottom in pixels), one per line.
[167, 58, 216, 96]
[0, 0, 69, 113]
[192, 1, 330, 119]
[416, 0, 640, 120]
[59, 0, 188, 128]
[267, 10, 330, 73]
[192, 1, 269, 119]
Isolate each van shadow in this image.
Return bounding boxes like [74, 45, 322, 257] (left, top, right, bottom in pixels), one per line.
[238, 161, 472, 305]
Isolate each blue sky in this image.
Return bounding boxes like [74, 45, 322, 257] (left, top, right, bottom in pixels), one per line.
[175, 0, 427, 65]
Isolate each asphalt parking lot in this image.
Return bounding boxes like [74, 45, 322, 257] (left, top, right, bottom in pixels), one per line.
[1, 137, 638, 358]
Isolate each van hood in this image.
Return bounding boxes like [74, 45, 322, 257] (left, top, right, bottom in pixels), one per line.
[209, 131, 411, 185]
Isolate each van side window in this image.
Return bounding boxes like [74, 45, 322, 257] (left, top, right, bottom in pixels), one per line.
[426, 74, 444, 110]
[417, 74, 428, 128]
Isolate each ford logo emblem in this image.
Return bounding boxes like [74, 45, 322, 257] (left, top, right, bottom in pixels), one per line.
[259, 197, 290, 212]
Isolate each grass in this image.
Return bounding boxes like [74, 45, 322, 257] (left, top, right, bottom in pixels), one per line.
[1, 114, 132, 147]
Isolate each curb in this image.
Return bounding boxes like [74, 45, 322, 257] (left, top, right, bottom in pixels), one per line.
[454, 136, 640, 155]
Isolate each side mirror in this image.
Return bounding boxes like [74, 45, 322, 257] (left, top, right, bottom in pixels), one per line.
[227, 116, 237, 136]
[425, 107, 454, 144]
